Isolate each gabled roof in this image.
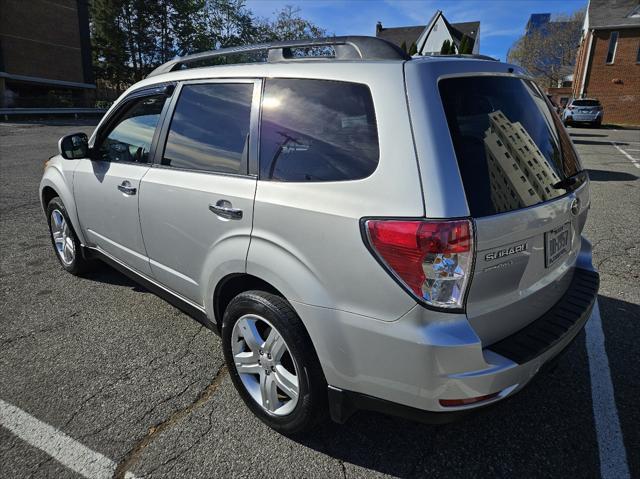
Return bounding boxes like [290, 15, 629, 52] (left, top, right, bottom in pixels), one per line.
[375, 25, 425, 49]
[588, 0, 640, 29]
[448, 21, 480, 42]
[375, 12, 480, 52]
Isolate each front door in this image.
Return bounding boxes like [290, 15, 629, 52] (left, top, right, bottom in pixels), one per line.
[139, 80, 259, 305]
[74, 94, 169, 275]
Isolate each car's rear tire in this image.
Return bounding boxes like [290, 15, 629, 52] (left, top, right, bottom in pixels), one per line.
[46, 197, 91, 275]
[222, 290, 326, 434]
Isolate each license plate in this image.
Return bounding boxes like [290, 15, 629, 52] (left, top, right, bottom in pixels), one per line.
[545, 222, 571, 268]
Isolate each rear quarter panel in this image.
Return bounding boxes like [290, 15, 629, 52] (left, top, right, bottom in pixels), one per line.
[247, 62, 424, 321]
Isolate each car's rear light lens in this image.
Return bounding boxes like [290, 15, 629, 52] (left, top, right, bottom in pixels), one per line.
[364, 219, 474, 310]
[439, 392, 499, 407]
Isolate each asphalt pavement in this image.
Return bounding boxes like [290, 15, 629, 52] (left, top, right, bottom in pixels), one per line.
[0, 120, 638, 478]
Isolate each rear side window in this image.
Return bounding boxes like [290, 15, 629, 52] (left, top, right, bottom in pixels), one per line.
[163, 83, 253, 174]
[439, 76, 581, 217]
[259, 78, 379, 182]
[572, 99, 600, 107]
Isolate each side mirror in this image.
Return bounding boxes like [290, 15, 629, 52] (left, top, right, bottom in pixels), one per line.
[58, 133, 89, 159]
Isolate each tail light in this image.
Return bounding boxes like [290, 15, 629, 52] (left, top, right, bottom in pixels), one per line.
[363, 219, 474, 310]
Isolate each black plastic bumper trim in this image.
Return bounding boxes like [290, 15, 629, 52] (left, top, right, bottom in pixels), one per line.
[488, 267, 599, 364]
[328, 386, 476, 425]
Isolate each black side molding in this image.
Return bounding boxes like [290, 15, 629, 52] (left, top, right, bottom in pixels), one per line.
[488, 268, 599, 364]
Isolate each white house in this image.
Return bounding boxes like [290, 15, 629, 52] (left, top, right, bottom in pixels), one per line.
[375, 10, 480, 55]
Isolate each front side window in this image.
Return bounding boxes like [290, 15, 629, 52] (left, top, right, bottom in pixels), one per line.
[439, 76, 582, 217]
[259, 78, 379, 182]
[98, 95, 166, 163]
[606, 31, 618, 64]
[163, 83, 253, 174]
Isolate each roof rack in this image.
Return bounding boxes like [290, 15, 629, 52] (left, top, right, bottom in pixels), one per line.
[147, 36, 410, 78]
[420, 53, 499, 61]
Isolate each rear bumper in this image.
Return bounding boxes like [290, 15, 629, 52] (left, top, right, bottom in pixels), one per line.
[327, 267, 598, 424]
[565, 113, 602, 123]
[301, 236, 599, 425]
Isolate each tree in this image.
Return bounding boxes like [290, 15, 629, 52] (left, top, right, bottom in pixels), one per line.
[459, 35, 473, 54]
[440, 39, 450, 54]
[408, 42, 417, 56]
[507, 8, 585, 88]
[91, 0, 129, 90]
[261, 5, 326, 41]
[400, 41, 407, 53]
[89, 0, 328, 93]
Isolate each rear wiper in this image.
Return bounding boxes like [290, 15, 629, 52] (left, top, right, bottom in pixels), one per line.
[552, 171, 586, 190]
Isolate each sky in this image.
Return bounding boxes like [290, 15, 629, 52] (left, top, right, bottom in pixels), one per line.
[245, 0, 587, 60]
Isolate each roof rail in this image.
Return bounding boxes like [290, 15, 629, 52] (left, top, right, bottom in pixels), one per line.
[420, 53, 499, 61]
[147, 36, 410, 78]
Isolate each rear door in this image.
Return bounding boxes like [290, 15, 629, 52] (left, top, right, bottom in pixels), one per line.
[438, 75, 588, 344]
[138, 80, 259, 305]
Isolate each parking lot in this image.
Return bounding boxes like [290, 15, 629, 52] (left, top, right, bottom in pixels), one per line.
[0, 120, 638, 478]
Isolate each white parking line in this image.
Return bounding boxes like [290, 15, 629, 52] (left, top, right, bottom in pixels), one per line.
[611, 141, 640, 169]
[0, 399, 136, 479]
[585, 301, 630, 479]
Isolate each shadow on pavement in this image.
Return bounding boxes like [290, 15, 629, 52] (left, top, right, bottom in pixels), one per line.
[292, 335, 598, 477]
[83, 262, 146, 291]
[587, 169, 638, 182]
[596, 295, 639, 477]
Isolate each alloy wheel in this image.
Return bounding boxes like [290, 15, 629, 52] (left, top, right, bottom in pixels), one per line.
[50, 209, 75, 265]
[231, 314, 300, 416]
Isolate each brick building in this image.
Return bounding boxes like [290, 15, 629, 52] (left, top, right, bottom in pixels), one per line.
[572, 0, 640, 126]
[0, 0, 94, 108]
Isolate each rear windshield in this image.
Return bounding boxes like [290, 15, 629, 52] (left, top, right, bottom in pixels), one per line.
[439, 76, 581, 217]
[572, 99, 600, 107]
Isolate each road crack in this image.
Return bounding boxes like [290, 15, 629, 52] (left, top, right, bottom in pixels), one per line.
[112, 364, 228, 479]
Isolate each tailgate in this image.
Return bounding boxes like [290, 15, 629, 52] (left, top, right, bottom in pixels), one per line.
[468, 185, 589, 344]
[438, 75, 589, 344]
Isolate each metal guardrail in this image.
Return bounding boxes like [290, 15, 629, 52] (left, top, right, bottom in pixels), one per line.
[0, 108, 107, 121]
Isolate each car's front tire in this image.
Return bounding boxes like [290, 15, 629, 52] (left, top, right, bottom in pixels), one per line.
[222, 290, 326, 434]
[46, 197, 91, 275]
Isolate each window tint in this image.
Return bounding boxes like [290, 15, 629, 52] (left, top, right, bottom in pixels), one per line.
[163, 83, 253, 174]
[99, 95, 166, 163]
[606, 31, 618, 63]
[259, 79, 379, 182]
[439, 76, 582, 217]
[573, 99, 600, 107]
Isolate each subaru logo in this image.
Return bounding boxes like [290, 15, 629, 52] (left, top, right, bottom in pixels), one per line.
[570, 198, 580, 216]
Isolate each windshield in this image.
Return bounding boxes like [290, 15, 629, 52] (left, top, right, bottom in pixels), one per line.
[439, 76, 582, 217]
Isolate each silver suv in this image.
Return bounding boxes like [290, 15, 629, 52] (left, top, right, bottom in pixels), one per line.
[40, 37, 599, 434]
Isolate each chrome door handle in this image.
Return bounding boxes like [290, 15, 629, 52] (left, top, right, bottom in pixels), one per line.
[209, 200, 243, 220]
[117, 180, 137, 195]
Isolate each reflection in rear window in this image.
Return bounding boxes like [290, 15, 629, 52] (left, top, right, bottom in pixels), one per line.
[259, 79, 379, 182]
[439, 76, 581, 217]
